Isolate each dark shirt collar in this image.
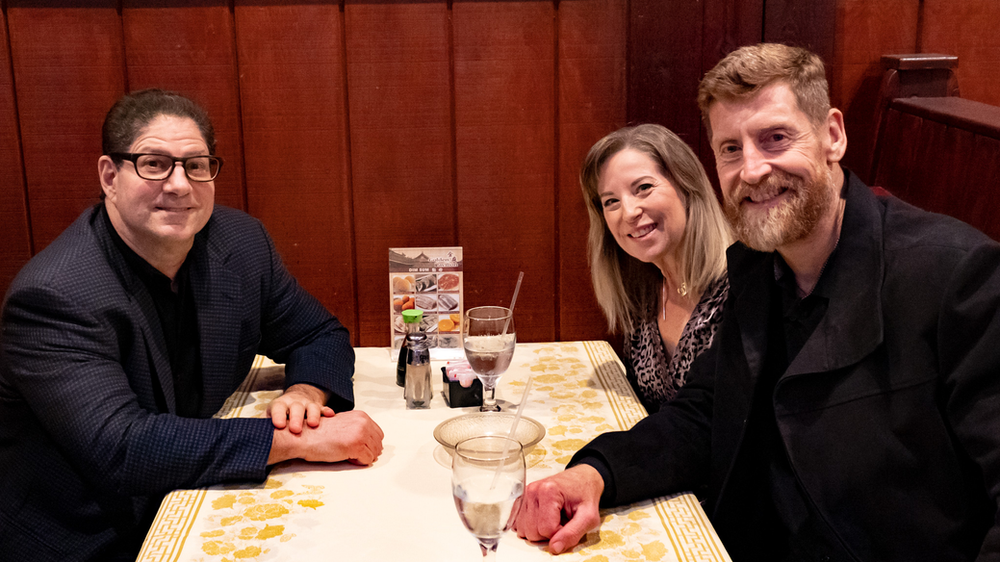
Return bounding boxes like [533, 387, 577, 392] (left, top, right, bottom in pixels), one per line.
[101, 204, 188, 290]
[772, 244, 840, 303]
[771, 174, 849, 302]
[101, 204, 203, 417]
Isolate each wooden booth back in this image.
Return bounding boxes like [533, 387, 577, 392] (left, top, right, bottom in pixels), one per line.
[870, 54, 1000, 241]
[0, 1, 631, 347]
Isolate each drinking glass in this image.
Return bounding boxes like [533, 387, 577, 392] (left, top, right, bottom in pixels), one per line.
[451, 436, 525, 561]
[463, 306, 516, 412]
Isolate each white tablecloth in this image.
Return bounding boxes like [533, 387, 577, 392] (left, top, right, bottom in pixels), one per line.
[138, 341, 731, 561]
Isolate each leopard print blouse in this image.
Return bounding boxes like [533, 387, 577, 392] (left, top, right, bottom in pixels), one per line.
[623, 274, 729, 413]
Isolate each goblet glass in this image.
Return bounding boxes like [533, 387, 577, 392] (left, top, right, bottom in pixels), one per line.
[451, 436, 525, 561]
[463, 306, 516, 412]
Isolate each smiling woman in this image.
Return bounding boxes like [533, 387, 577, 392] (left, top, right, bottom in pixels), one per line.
[579, 124, 732, 412]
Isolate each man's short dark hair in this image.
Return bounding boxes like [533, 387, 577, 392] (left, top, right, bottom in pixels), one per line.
[102, 88, 216, 160]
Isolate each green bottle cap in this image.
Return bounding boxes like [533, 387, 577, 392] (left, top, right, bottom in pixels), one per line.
[402, 309, 423, 323]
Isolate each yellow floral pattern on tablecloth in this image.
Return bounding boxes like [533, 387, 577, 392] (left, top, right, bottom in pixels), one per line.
[519, 343, 635, 469]
[138, 344, 730, 562]
[189, 474, 325, 561]
[498, 342, 728, 562]
[137, 358, 328, 562]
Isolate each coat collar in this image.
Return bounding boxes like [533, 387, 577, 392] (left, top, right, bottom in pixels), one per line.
[93, 205, 243, 415]
[188, 215, 244, 412]
[727, 170, 885, 381]
[92, 205, 177, 412]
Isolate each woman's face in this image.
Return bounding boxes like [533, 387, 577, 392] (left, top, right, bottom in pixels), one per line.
[597, 148, 687, 271]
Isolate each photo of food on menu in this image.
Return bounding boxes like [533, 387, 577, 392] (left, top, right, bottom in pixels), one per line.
[389, 247, 464, 360]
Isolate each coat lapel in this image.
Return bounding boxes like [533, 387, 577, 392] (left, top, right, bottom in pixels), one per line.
[93, 207, 177, 413]
[785, 172, 885, 378]
[189, 219, 244, 414]
[728, 244, 775, 385]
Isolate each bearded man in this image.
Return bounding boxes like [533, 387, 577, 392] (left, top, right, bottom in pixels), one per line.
[513, 43, 1000, 562]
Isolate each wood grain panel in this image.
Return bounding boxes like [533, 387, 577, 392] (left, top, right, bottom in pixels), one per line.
[234, 3, 358, 341]
[345, 0, 454, 346]
[454, 0, 556, 343]
[0, 5, 32, 294]
[922, 0, 1000, 107]
[906, 119, 956, 215]
[873, 109, 922, 205]
[763, 0, 836, 66]
[932, 126, 977, 224]
[964, 135, 1000, 240]
[6, 0, 124, 250]
[557, 0, 626, 341]
[122, 0, 245, 211]
[702, 0, 764, 63]
[833, 0, 919, 183]
[698, 0, 764, 186]
[627, 0, 704, 147]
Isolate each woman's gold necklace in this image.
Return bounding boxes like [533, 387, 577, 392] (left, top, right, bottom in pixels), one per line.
[661, 277, 689, 320]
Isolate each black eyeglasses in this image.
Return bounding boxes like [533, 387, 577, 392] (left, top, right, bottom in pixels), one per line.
[109, 152, 223, 182]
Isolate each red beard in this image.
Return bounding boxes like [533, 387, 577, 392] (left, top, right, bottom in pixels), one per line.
[723, 167, 834, 252]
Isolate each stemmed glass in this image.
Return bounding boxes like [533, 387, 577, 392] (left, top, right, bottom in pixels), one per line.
[451, 436, 525, 561]
[463, 306, 516, 412]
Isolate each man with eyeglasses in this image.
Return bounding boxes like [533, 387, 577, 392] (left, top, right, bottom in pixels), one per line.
[0, 89, 384, 562]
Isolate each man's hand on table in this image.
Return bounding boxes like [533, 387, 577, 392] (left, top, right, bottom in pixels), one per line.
[514, 464, 604, 554]
[268, 409, 385, 466]
[267, 383, 334, 433]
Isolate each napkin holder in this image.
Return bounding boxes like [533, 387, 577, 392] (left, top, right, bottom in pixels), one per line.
[441, 365, 483, 408]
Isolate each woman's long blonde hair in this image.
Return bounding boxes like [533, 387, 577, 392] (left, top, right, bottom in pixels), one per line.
[580, 124, 732, 334]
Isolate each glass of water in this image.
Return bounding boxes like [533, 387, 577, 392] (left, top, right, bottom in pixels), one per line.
[463, 306, 516, 412]
[451, 436, 525, 561]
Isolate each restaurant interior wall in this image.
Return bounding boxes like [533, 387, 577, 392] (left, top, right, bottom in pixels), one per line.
[1, 0, 997, 348]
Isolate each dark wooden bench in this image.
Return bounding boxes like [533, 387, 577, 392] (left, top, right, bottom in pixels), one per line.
[869, 54, 1000, 240]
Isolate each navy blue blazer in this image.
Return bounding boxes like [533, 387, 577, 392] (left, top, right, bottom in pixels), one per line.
[0, 204, 355, 561]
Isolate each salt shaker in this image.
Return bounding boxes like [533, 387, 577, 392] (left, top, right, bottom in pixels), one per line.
[402, 310, 432, 409]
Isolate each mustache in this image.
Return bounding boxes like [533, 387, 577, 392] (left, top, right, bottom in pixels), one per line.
[728, 170, 804, 204]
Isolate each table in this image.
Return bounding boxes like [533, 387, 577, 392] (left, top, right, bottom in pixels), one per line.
[137, 341, 732, 561]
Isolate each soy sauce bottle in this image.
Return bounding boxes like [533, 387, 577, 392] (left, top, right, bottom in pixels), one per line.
[396, 309, 422, 386]
[401, 310, 432, 409]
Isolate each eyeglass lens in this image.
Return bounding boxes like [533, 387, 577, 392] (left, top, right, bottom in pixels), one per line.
[135, 155, 219, 181]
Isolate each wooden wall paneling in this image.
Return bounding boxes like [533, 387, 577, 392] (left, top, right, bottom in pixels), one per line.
[345, 0, 454, 347]
[698, 0, 764, 185]
[762, 0, 837, 66]
[626, 0, 705, 149]
[965, 135, 1000, 241]
[0, 4, 32, 297]
[922, 0, 1000, 107]
[833, 0, 920, 183]
[453, 0, 556, 343]
[234, 3, 357, 342]
[905, 118, 943, 212]
[701, 0, 764, 62]
[6, 1, 124, 250]
[934, 126, 978, 227]
[873, 108, 922, 204]
[122, 1, 245, 211]
[557, 0, 626, 342]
